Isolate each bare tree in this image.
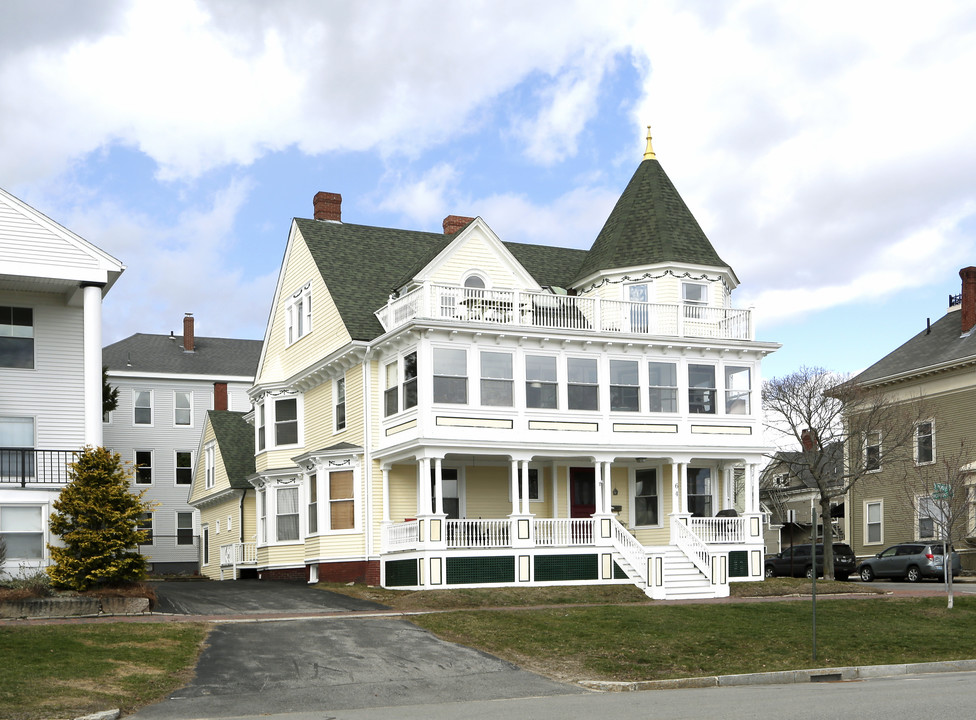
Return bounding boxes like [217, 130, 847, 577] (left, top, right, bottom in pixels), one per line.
[763, 366, 922, 579]
[897, 438, 971, 608]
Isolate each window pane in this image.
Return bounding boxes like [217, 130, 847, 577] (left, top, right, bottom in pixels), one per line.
[135, 451, 152, 484]
[330, 471, 354, 499]
[688, 365, 715, 414]
[1, 505, 41, 531]
[610, 360, 639, 385]
[725, 366, 751, 415]
[433, 348, 466, 376]
[0, 306, 34, 368]
[1, 533, 43, 558]
[648, 361, 676, 386]
[330, 501, 355, 530]
[526, 355, 557, 382]
[434, 376, 467, 403]
[526, 382, 557, 409]
[135, 391, 152, 424]
[481, 351, 512, 379]
[481, 378, 513, 406]
[611, 360, 639, 412]
[635, 468, 658, 525]
[567, 357, 597, 383]
[0, 417, 34, 446]
[275, 399, 298, 445]
[175, 392, 191, 425]
[176, 451, 192, 485]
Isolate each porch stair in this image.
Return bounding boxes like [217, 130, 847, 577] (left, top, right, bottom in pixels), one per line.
[659, 548, 724, 600]
[611, 552, 647, 591]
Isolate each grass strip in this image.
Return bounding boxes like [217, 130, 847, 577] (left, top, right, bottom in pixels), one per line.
[0, 622, 209, 720]
[410, 596, 976, 682]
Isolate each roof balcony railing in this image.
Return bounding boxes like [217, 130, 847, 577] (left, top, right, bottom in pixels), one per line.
[375, 283, 754, 341]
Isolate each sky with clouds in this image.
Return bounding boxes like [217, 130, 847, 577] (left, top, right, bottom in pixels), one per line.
[2, 0, 974, 380]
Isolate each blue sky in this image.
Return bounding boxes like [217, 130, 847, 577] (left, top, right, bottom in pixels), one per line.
[2, 0, 975, 381]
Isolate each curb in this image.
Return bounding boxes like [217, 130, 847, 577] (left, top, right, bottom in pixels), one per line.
[579, 658, 976, 691]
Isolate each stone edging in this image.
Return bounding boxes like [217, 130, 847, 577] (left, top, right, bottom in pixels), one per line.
[0, 595, 150, 619]
[579, 658, 976, 691]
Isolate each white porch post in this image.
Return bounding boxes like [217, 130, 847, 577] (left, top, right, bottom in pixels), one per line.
[602, 461, 613, 513]
[381, 466, 391, 524]
[434, 458, 444, 516]
[82, 283, 104, 447]
[520, 460, 530, 515]
[510, 459, 519, 515]
[418, 458, 431, 515]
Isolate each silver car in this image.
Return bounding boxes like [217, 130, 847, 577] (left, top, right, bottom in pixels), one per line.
[857, 543, 961, 582]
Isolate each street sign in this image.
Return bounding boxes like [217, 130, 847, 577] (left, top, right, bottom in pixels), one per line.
[933, 483, 953, 500]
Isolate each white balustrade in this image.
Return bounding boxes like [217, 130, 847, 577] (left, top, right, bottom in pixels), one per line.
[384, 520, 420, 550]
[689, 516, 746, 544]
[670, 517, 711, 577]
[534, 518, 594, 546]
[609, 518, 648, 584]
[446, 519, 511, 548]
[374, 283, 753, 341]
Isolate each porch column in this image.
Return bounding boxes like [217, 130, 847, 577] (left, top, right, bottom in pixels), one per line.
[510, 459, 519, 515]
[520, 460, 530, 515]
[418, 458, 432, 515]
[82, 283, 104, 446]
[602, 461, 612, 514]
[671, 462, 684, 514]
[433, 458, 444, 516]
[748, 463, 760, 514]
[381, 466, 391, 523]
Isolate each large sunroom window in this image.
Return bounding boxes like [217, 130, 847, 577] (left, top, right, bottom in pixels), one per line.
[525, 355, 557, 409]
[433, 348, 467, 404]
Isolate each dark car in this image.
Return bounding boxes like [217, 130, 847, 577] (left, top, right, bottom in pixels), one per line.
[857, 543, 961, 582]
[764, 543, 856, 581]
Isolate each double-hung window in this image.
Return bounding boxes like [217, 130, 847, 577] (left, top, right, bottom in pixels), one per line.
[258, 490, 267, 543]
[137, 512, 154, 545]
[384, 362, 399, 416]
[134, 450, 153, 485]
[329, 470, 355, 530]
[286, 282, 312, 345]
[634, 468, 659, 526]
[918, 496, 937, 539]
[480, 351, 513, 406]
[256, 404, 266, 451]
[724, 366, 751, 414]
[433, 348, 467, 404]
[865, 500, 883, 544]
[0, 505, 43, 559]
[915, 421, 934, 465]
[610, 359, 640, 412]
[525, 355, 557, 409]
[276, 486, 300, 541]
[0, 417, 34, 479]
[403, 351, 418, 410]
[688, 365, 716, 414]
[567, 357, 598, 411]
[0, 306, 34, 368]
[134, 390, 153, 425]
[274, 397, 299, 446]
[308, 474, 318, 534]
[334, 378, 346, 431]
[647, 362, 677, 412]
[865, 431, 881, 471]
[687, 467, 712, 517]
[682, 282, 707, 318]
[174, 391, 192, 426]
[176, 512, 194, 545]
[175, 451, 193, 485]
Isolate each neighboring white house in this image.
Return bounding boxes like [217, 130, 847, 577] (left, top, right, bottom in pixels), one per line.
[102, 315, 261, 573]
[0, 186, 124, 576]
[203, 131, 780, 599]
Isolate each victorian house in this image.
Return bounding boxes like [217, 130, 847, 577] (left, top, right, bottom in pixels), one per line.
[192, 133, 779, 598]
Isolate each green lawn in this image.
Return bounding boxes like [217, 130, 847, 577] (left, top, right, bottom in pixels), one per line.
[0, 622, 208, 720]
[411, 596, 976, 682]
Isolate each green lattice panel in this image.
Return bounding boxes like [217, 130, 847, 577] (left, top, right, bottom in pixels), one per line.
[729, 551, 749, 578]
[613, 560, 629, 579]
[446, 556, 516, 585]
[535, 554, 599, 582]
[385, 559, 419, 587]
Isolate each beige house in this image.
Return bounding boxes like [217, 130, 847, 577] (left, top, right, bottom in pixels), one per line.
[218, 134, 780, 599]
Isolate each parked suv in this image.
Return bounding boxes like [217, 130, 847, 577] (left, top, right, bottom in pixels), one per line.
[857, 543, 961, 582]
[764, 543, 856, 581]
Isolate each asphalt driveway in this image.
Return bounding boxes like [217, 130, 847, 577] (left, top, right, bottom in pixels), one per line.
[150, 579, 386, 615]
[133, 581, 580, 718]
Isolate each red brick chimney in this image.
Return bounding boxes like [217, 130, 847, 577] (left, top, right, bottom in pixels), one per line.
[960, 266, 976, 334]
[313, 192, 342, 222]
[801, 428, 816, 451]
[214, 382, 228, 411]
[183, 313, 194, 352]
[443, 215, 475, 234]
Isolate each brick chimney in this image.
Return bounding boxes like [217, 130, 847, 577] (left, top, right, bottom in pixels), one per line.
[183, 313, 194, 352]
[801, 428, 816, 451]
[213, 382, 228, 411]
[960, 266, 976, 334]
[313, 192, 342, 222]
[443, 215, 475, 234]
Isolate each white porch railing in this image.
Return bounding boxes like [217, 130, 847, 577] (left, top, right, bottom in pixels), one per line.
[447, 519, 511, 548]
[609, 517, 648, 585]
[534, 518, 594, 546]
[689, 516, 746, 544]
[384, 520, 420, 550]
[670, 516, 712, 577]
[375, 283, 753, 341]
[219, 542, 256, 567]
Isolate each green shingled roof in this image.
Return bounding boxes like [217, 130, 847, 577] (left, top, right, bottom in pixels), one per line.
[207, 410, 255, 489]
[573, 158, 729, 283]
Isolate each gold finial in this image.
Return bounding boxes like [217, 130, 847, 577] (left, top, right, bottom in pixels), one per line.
[643, 125, 656, 160]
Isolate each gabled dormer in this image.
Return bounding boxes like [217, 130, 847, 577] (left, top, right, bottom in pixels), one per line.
[572, 129, 738, 311]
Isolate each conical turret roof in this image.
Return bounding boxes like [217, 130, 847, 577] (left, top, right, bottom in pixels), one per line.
[574, 136, 730, 284]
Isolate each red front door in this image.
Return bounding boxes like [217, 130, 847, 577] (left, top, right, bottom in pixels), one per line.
[570, 467, 596, 518]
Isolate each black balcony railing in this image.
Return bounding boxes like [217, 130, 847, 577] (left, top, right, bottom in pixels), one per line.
[0, 448, 78, 487]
